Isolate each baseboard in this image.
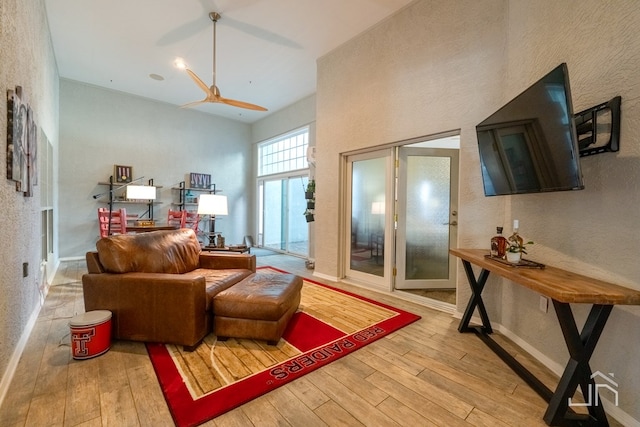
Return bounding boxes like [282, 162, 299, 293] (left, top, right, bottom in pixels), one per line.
[0, 258, 61, 408]
[393, 290, 455, 314]
[59, 256, 84, 262]
[452, 311, 638, 426]
[0, 302, 43, 408]
[312, 271, 339, 282]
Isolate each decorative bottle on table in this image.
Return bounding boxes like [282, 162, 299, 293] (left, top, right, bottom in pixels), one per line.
[490, 227, 508, 258]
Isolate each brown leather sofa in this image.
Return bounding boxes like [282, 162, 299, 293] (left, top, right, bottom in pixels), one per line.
[82, 228, 256, 349]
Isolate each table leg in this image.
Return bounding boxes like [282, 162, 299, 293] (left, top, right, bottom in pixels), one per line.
[458, 260, 493, 333]
[544, 301, 613, 426]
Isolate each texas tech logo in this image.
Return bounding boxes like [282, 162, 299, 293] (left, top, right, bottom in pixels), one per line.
[72, 327, 96, 357]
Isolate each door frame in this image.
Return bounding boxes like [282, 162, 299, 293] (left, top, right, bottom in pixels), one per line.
[339, 131, 461, 300]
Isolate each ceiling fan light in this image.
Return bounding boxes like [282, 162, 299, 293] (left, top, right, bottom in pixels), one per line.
[174, 57, 187, 70]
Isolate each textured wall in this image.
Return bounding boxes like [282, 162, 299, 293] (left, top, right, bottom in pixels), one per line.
[0, 0, 59, 386]
[500, 0, 640, 420]
[316, 0, 640, 422]
[59, 80, 252, 257]
[316, 0, 508, 304]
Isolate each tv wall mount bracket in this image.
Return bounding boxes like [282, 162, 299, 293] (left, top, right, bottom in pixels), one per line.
[574, 95, 621, 157]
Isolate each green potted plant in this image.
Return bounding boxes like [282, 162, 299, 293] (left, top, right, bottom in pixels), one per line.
[305, 179, 315, 200]
[506, 239, 534, 263]
[304, 208, 314, 223]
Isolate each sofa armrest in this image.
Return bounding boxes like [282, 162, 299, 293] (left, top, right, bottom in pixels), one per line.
[86, 251, 105, 274]
[82, 272, 208, 347]
[198, 252, 256, 272]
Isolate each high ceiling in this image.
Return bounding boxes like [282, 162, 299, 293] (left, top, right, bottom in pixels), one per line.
[44, 0, 413, 123]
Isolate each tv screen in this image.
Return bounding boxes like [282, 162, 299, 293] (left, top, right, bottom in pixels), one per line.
[476, 63, 584, 196]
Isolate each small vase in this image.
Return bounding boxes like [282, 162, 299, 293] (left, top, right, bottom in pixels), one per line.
[506, 251, 521, 263]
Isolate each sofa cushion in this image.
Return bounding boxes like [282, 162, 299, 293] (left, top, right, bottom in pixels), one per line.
[185, 268, 254, 299]
[96, 228, 201, 274]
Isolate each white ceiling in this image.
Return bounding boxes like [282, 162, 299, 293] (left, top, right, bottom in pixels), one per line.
[44, 0, 413, 123]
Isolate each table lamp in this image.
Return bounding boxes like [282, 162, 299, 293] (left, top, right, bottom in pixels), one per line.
[126, 185, 156, 201]
[197, 194, 228, 246]
[126, 185, 157, 221]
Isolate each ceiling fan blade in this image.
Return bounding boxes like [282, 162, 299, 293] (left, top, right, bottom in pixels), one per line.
[185, 69, 212, 96]
[179, 12, 268, 113]
[220, 97, 268, 111]
[180, 99, 208, 109]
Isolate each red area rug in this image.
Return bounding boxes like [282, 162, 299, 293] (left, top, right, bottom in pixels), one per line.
[147, 267, 420, 427]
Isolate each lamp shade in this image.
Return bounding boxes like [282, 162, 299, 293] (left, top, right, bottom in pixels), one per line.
[126, 185, 156, 200]
[197, 194, 228, 216]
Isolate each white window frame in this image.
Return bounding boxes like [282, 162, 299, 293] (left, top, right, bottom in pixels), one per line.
[258, 127, 309, 177]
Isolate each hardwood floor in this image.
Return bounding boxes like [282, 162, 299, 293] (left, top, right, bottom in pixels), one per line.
[0, 252, 623, 426]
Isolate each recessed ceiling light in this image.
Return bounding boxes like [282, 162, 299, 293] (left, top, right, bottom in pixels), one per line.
[149, 73, 164, 81]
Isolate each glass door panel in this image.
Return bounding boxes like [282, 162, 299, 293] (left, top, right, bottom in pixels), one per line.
[345, 150, 393, 288]
[396, 147, 458, 289]
[263, 180, 284, 250]
[287, 177, 308, 255]
[261, 176, 309, 255]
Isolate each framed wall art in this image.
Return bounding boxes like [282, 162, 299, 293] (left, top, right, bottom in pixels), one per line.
[189, 172, 211, 189]
[7, 85, 37, 197]
[114, 165, 133, 183]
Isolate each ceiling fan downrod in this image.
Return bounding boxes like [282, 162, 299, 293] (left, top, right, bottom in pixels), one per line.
[210, 12, 220, 88]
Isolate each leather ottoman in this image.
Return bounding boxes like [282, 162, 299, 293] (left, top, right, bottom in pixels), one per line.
[213, 272, 302, 345]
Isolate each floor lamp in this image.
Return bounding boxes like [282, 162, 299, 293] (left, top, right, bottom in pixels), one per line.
[197, 194, 228, 247]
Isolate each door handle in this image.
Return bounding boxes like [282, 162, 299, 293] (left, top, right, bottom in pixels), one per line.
[443, 221, 458, 226]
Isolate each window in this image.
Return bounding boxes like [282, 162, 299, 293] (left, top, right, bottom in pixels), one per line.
[256, 127, 310, 255]
[258, 128, 309, 176]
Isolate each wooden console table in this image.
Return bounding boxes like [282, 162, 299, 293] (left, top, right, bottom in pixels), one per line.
[127, 225, 178, 233]
[450, 248, 640, 426]
[201, 245, 251, 254]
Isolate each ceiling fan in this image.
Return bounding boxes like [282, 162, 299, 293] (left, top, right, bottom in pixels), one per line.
[181, 12, 268, 112]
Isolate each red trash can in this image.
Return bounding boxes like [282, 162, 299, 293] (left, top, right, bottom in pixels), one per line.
[69, 310, 112, 360]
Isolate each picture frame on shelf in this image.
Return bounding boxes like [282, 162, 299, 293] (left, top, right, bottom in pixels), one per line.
[190, 172, 211, 189]
[114, 165, 133, 183]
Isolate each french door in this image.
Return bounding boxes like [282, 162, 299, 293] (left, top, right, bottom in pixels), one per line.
[395, 147, 459, 289]
[344, 143, 458, 292]
[344, 150, 395, 289]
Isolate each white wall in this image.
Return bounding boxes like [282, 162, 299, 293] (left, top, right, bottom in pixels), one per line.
[316, 0, 640, 422]
[58, 80, 252, 257]
[251, 94, 316, 145]
[0, 0, 59, 396]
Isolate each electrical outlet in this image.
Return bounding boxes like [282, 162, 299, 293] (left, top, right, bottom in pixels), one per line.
[539, 295, 549, 313]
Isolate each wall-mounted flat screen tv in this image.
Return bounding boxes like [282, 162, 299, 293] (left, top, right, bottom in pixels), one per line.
[476, 63, 584, 196]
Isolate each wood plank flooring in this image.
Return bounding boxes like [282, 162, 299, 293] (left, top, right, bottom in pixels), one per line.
[0, 252, 624, 426]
